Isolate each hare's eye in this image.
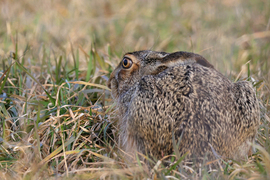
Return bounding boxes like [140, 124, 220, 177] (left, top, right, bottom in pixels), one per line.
[122, 58, 133, 69]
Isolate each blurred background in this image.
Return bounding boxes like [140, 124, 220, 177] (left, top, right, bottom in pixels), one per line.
[1, 0, 269, 76]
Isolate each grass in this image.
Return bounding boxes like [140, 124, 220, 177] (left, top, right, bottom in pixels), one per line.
[0, 0, 270, 179]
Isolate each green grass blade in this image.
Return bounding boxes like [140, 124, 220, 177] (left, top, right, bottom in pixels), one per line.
[165, 151, 189, 175]
[86, 50, 93, 82]
[0, 63, 13, 95]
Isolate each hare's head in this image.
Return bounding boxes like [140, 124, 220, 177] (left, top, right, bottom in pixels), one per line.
[107, 50, 213, 99]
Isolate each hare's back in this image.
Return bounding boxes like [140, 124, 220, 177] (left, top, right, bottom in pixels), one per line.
[126, 64, 259, 159]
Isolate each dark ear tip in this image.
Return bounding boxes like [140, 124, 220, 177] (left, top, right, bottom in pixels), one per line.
[195, 56, 215, 69]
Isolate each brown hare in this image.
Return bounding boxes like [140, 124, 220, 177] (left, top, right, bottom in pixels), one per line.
[107, 50, 260, 163]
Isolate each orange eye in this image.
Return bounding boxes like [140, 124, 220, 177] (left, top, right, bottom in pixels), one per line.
[122, 58, 133, 69]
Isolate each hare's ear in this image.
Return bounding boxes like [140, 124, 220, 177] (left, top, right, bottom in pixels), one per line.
[161, 51, 215, 69]
[150, 65, 169, 75]
[194, 56, 214, 69]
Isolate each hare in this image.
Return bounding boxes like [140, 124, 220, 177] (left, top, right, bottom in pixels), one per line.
[107, 50, 260, 163]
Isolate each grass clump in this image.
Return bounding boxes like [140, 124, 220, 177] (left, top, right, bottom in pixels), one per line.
[0, 0, 270, 179]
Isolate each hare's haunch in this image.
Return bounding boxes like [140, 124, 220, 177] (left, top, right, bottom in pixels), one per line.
[107, 50, 260, 161]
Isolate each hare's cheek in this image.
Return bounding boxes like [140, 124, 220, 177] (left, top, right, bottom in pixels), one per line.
[118, 70, 131, 82]
[118, 63, 139, 80]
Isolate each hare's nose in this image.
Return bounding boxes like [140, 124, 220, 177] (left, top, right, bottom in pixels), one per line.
[107, 78, 112, 89]
[107, 70, 117, 89]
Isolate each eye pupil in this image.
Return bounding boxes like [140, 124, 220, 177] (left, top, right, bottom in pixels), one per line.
[122, 58, 132, 68]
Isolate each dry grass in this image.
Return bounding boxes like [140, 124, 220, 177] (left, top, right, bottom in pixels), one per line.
[0, 0, 270, 179]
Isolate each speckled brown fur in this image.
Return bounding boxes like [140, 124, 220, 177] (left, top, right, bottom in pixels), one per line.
[107, 50, 260, 162]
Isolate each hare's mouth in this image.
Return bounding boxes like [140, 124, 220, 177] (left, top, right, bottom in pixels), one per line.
[107, 75, 118, 90]
[107, 78, 112, 89]
[107, 77, 120, 98]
